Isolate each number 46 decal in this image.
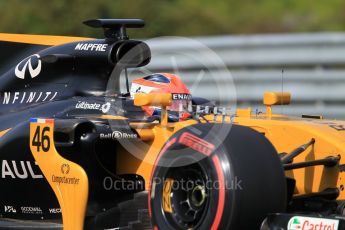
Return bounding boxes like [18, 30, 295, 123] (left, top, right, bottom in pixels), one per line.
[30, 119, 52, 152]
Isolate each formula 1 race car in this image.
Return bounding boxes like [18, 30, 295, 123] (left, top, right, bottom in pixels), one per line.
[1, 19, 345, 230]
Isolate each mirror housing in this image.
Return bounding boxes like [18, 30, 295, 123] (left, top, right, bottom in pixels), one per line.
[263, 92, 291, 116]
[134, 93, 172, 107]
[263, 92, 291, 106]
[134, 93, 172, 127]
[111, 40, 151, 68]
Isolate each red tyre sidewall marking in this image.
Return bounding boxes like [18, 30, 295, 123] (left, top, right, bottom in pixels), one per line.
[179, 132, 225, 229]
[179, 132, 215, 156]
[148, 137, 177, 218]
[211, 154, 225, 230]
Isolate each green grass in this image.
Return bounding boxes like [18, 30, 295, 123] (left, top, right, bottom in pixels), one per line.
[0, 0, 344, 37]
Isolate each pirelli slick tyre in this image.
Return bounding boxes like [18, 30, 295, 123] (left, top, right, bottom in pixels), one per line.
[149, 124, 287, 230]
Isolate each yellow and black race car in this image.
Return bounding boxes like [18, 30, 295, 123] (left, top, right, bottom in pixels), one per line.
[0, 19, 345, 230]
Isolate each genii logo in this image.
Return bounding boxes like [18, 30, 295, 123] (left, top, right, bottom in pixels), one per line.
[15, 54, 42, 79]
[288, 216, 339, 230]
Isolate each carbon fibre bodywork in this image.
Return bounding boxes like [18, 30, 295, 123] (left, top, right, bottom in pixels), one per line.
[0, 25, 150, 221]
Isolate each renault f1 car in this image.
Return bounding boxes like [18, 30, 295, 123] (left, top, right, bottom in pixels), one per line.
[1, 19, 345, 230]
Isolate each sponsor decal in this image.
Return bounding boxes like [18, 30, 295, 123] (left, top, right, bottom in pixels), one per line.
[101, 102, 111, 113]
[52, 164, 79, 185]
[61, 164, 70, 174]
[4, 205, 16, 213]
[75, 101, 111, 113]
[1, 160, 43, 179]
[52, 175, 80, 185]
[15, 54, 42, 79]
[21, 206, 42, 215]
[130, 83, 157, 95]
[0, 91, 58, 105]
[100, 131, 138, 140]
[75, 43, 108, 52]
[288, 216, 339, 230]
[178, 132, 215, 156]
[172, 93, 192, 101]
[49, 208, 61, 214]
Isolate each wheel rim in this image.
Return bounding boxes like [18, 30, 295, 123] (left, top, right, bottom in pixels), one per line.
[161, 159, 210, 229]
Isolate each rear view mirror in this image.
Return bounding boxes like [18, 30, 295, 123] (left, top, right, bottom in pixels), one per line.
[134, 93, 172, 127]
[263, 92, 291, 106]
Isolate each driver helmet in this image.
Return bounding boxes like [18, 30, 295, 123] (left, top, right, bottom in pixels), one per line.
[130, 73, 192, 121]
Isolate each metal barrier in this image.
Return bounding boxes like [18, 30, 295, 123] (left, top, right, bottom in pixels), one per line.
[132, 33, 345, 118]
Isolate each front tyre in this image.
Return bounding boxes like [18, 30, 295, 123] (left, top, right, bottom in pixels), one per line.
[149, 124, 286, 229]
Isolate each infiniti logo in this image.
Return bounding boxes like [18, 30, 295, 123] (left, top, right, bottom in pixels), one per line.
[14, 54, 42, 79]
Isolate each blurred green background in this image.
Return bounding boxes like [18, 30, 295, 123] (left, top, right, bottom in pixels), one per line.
[0, 0, 344, 38]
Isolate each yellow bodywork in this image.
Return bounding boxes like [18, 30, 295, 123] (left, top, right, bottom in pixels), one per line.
[119, 92, 345, 200]
[235, 113, 344, 197]
[0, 33, 92, 45]
[28, 92, 345, 229]
[30, 120, 88, 230]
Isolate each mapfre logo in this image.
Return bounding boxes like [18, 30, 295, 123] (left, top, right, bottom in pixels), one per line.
[15, 54, 42, 79]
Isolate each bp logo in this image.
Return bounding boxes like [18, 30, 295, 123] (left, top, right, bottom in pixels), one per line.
[288, 216, 339, 230]
[15, 54, 42, 79]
